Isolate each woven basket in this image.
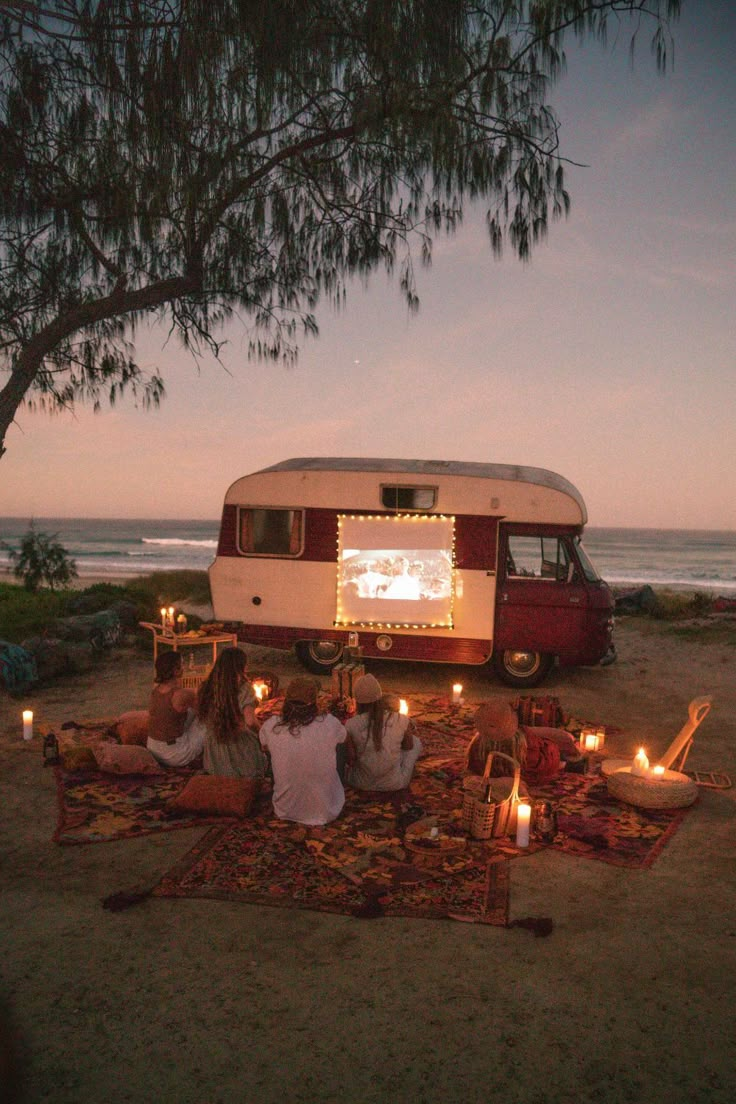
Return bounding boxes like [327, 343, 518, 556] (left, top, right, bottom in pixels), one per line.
[607, 767, 698, 810]
[462, 752, 521, 838]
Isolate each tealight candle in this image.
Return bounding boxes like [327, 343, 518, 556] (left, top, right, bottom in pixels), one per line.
[631, 747, 649, 777]
[452, 683, 463, 704]
[22, 710, 33, 741]
[399, 699, 409, 715]
[515, 803, 531, 848]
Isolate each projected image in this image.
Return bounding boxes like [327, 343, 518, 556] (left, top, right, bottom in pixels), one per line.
[336, 515, 455, 627]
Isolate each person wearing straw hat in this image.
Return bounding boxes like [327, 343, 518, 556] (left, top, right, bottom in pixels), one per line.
[258, 677, 347, 825]
[345, 674, 422, 792]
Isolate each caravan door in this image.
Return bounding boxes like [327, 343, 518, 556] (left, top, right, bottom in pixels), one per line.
[493, 525, 593, 684]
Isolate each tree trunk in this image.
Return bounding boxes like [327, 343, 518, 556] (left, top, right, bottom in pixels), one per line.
[0, 275, 198, 458]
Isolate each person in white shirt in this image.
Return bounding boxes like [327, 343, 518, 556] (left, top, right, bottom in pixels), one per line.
[259, 677, 347, 825]
[345, 674, 422, 791]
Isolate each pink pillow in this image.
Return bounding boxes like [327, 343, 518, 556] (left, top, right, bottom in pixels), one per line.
[167, 775, 258, 817]
[95, 744, 164, 775]
[116, 710, 150, 746]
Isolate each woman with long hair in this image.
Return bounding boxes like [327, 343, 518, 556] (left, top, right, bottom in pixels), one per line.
[258, 677, 347, 825]
[345, 674, 422, 791]
[190, 647, 266, 780]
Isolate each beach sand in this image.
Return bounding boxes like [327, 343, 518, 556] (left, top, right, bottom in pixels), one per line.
[1, 615, 735, 1103]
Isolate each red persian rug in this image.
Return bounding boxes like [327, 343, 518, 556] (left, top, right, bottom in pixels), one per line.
[48, 696, 693, 924]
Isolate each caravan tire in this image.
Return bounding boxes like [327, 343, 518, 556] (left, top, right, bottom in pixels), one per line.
[491, 649, 553, 689]
[295, 640, 345, 674]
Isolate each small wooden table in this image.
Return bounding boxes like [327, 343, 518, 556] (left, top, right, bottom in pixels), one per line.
[139, 623, 238, 686]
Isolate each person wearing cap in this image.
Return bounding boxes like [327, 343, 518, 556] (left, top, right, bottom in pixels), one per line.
[258, 677, 347, 825]
[345, 674, 422, 791]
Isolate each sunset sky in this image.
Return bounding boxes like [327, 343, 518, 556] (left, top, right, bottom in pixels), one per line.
[2, 2, 734, 530]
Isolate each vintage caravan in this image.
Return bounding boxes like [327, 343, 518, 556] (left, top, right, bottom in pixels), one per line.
[209, 458, 615, 687]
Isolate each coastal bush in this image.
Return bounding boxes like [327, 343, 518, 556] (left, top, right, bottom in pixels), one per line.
[0, 582, 67, 643]
[3, 523, 78, 591]
[649, 590, 715, 620]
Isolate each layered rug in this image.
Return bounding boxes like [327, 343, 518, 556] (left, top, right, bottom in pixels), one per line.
[46, 697, 693, 925]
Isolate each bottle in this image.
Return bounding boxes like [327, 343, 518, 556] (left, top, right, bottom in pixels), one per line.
[482, 781, 493, 804]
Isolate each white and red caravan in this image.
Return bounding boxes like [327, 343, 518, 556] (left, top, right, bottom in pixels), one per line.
[209, 457, 615, 687]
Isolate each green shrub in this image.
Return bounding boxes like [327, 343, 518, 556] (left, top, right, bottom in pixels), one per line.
[650, 589, 715, 620]
[0, 582, 67, 642]
[2, 522, 78, 591]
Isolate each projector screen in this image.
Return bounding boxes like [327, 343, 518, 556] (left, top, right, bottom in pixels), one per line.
[336, 514, 455, 627]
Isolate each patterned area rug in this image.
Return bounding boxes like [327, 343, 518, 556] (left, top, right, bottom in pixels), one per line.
[47, 696, 692, 924]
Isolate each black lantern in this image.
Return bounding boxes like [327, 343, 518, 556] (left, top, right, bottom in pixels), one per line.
[43, 732, 60, 767]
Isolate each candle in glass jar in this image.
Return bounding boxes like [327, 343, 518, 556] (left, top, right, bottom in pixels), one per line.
[452, 683, 463, 704]
[399, 699, 409, 715]
[22, 710, 33, 740]
[515, 802, 531, 847]
[583, 731, 600, 752]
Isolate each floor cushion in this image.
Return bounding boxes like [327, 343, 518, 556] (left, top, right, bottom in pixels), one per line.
[95, 744, 165, 776]
[167, 775, 258, 818]
[115, 710, 150, 746]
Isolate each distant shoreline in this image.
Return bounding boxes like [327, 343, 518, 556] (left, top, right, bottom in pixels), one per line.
[0, 565, 726, 597]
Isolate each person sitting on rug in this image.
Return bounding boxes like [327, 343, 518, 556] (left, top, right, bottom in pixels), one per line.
[466, 700, 584, 784]
[188, 647, 266, 781]
[259, 677, 347, 825]
[146, 651, 203, 767]
[345, 674, 422, 792]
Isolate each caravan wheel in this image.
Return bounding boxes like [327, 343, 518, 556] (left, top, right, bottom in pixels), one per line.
[491, 649, 553, 689]
[295, 640, 345, 674]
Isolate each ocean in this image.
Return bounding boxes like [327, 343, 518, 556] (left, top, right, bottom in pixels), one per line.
[0, 518, 734, 593]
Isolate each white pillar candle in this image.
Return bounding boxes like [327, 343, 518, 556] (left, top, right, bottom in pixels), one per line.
[516, 802, 531, 847]
[452, 683, 463, 704]
[168, 606, 175, 628]
[160, 607, 167, 628]
[631, 748, 649, 777]
[399, 699, 409, 715]
[22, 710, 33, 740]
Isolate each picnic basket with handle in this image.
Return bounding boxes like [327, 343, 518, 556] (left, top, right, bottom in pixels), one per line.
[462, 752, 522, 839]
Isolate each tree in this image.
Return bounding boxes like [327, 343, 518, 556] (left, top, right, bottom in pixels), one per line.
[0, 1, 679, 458]
[3, 522, 78, 590]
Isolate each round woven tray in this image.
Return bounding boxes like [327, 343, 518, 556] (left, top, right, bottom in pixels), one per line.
[606, 767, 698, 810]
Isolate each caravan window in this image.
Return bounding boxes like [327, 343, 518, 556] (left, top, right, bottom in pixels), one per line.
[506, 535, 572, 582]
[238, 508, 303, 557]
[380, 485, 436, 511]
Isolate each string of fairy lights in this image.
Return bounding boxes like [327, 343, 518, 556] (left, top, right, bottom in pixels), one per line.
[334, 513, 456, 630]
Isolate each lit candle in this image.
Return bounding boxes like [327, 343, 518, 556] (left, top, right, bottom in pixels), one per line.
[452, 683, 463, 704]
[596, 729, 606, 748]
[168, 606, 175, 628]
[515, 802, 531, 848]
[160, 607, 167, 628]
[252, 680, 266, 702]
[399, 699, 409, 715]
[652, 765, 665, 778]
[22, 710, 33, 740]
[583, 732, 600, 752]
[631, 748, 649, 777]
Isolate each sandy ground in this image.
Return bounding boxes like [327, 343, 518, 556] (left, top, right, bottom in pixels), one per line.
[1, 612, 735, 1104]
